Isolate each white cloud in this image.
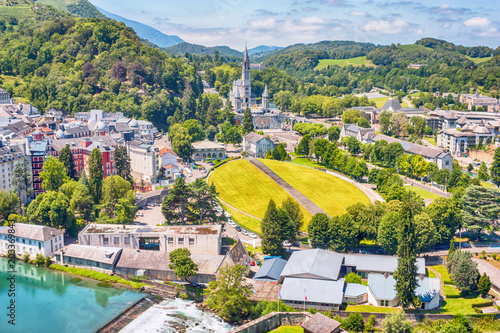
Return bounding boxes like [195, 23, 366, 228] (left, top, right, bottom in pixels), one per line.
[478, 27, 500, 37]
[439, 4, 449, 9]
[464, 17, 491, 27]
[349, 11, 366, 16]
[300, 16, 329, 24]
[361, 19, 408, 34]
[248, 18, 277, 29]
[443, 23, 450, 28]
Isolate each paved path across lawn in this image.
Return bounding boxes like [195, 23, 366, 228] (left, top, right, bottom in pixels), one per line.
[248, 158, 330, 217]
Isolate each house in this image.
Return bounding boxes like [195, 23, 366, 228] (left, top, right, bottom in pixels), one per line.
[281, 277, 345, 310]
[416, 277, 441, 310]
[460, 90, 499, 112]
[0, 144, 25, 192]
[159, 147, 178, 168]
[302, 313, 342, 333]
[0, 223, 64, 258]
[367, 274, 398, 307]
[340, 124, 376, 143]
[438, 124, 495, 156]
[342, 283, 368, 304]
[127, 140, 160, 184]
[243, 132, 275, 158]
[227, 239, 251, 268]
[54, 244, 121, 273]
[254, 258, 287, 282]
[0, 88, 12, 104]
[78, 223, 222, 256]
[373, 134, 453, 171]
[163, 164, 180, 179]
[192, 140, 226, 161]
[343, 253, 426, 278]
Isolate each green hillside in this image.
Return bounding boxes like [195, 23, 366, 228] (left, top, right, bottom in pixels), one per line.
[315, 56, 376, 70]
[35, 0, 105, 18]
[163, 42, 243, 58]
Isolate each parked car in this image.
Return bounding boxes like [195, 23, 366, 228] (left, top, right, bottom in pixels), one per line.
[242, 229, 249, 235]
[250, 260, 256, 266]
[283, 240, 291, 247]
[136, 212, 144, 217]
[461, 243, 471, 248]
[248, 233, 257, 238]
[235, 226, 241, 232]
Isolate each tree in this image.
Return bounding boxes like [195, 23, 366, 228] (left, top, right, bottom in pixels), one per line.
[59, 144, 76, 180]
[297, 134, 311, 156]
[345, 136, 361, 155]
[394, 192, 419, 309]
[377, 211, 400, 254]
[425, 197, 461, 244]
[478, 162, 489, 181]
[329, 214, 357, 253]
[170, 126, 194, 162]
[328, 126, 340, 142]
[379, 110, 393, 135]
[0, 191, 19, 220]
[162, 177, 192, 224]
[308, 213, 330, 249]
[382, 310, 411, 333]
[478, 273, 491, 295]
[205, 264, 253, 322]
[413, 212, 439, 253]
[265, 149, 273, 159]
[39, 156, 68, 192]
[12, 157, 33, 205]
[88, 148, 103, 205]
[282, 197, 304, 236]
[491, 147, 500, 187]
[384, 142, 405, 168]
[114, 146, 132, 183]
[447, 251, 479, 294]
[343, 313, 364, 332]
[261, 200, 283, 255]
[344, 272, 362, 284]
[70, 183, 93, 220]
[190, 179, 220, 224]
[206, 125, 218, 141]
[98, 175, 137, 223]
[168, 248, 198, 284]
[27, 191, 76, 233]
[183, 119, 206, 142]
[242, 107, 254, 134]
[461, 186, 500, 237]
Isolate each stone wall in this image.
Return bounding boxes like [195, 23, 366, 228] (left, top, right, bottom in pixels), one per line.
[330, 310, 456, 322]
[136, 187, 169, 208]
[229, 312, 310, 333]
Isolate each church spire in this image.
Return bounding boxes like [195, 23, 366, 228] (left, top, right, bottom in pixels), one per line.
[243, 43, 250, 70]
[263, 84, 269, 98]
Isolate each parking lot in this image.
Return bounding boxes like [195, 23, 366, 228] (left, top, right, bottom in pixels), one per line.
[134, 204, 164, 226]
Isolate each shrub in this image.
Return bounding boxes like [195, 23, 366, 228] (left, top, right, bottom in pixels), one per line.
[345, 272, 362, 284]
[22, 252, 30, 262]
[344, 312, 364, 332]
[365, 315, 376, 332]
[44, 256, 51, 267]
[34, 253, 45, 267]
[131, 276, 143, 282]
[471, 301, 494, 308]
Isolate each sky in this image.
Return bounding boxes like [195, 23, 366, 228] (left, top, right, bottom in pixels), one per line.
[89, 0, 500, 50]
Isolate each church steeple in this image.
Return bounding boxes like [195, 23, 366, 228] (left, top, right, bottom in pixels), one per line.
[243, 43, 250, 70]
[262, 84, 269, 109]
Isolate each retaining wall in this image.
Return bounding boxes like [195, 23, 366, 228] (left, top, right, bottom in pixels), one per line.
[229, 312, 310, 333]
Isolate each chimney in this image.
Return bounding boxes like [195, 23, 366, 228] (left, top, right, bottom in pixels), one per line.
[81, 137, 92, 148]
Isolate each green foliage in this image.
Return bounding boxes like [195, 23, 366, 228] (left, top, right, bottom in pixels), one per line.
[243, 107, 254, 134]
[114, 146, 132, 184]
[297, 134, 311, 156]
[343, 312, 364, 332]
[478, 162, 489, 181]
[206, 125, 218, 141]
[328, 126, 341, 142]
[478, 273, 491, 295]
[205, 264, 253, 323]
[261, 200, 294, 255]
[168, 248, 198, 284]
[307, 213, 330, 249]
[491, 147, 500, 187]
[27, 191, 76, 233]
[34, 253, 45, 267]
[281, 197, 304, 237]
[44, 256, 51, 267]
[461, 186, 500, 236]
[219, 121, 242, 144]
[39, 156, 69, 192]
[59, 144, 76, 180]
[293, 123, 327, 136]
[88, 148, 103, 205]
[382, 310, 411, 333]
[329, 214, 357, 253]
[22, 252, 30, 262]
[12, 157, 33, 205]
[97, 175, 137, 223]
[344, 272, 362, 284]
[447, 251, 480, 294]
[0, 191, 19, 220]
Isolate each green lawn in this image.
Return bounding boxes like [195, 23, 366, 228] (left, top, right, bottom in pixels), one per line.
[290, 157, 322, 168]
[367, 96, 410, 108]
[423, 137, 436, 146]
[431, 265, 453, 285]
[260, 159, 370, 218]
[466, 56, 492, 64]
[269, 326, 304, 333]
[434, 285, 486, 315]
[209, 159, 312, 227]
[481, 181, 495, 188]
[407, 186, 442, 200]
[345, 305, 398, 313]
[221, 203, 262, 234]
[315, 56, 376, 70]
[426, 267, 437, 278]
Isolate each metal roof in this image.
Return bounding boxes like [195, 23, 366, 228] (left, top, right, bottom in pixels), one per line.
[368, 274, 397, 300]
[254, 258, 287, 281]
[343, 254, 425, 275]
[280, 277, 345, 305]
[416, 277, 440, 303]
[343, 283, 368, 298]
[280, 249, 343, 281]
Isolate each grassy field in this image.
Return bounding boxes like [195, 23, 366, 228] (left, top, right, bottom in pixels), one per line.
[481, 181, 495, 188]
[260, 159, 370, 218]
[426, 267, 437, 278]
[368, 96, 410, 108]
[345, 304, 398, 313]
[436, 285, 485, 315]
[466, 56, 492, 64]
[290, 157, 322, 168]
[221, 203, 262, 234]
[270, 326, 304, 333]
[431, 265, 453, 285]
[423, 137, 437, 146]
[398, 44, 433, 52]
[315, 56, 376, 70]
[209, 159, 312, 228]
[407, 186, 442, 200]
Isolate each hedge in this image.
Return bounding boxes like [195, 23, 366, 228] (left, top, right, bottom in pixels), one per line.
[471, 301, 494, 308]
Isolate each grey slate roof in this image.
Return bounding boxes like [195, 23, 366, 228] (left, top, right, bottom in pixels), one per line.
[343, 283, 368, 298]
[343, 254, 425, 275]
[416, 277, 440, 303]
[280, 249, 343, 280]
[254, 258, 287, 281]
[280, 277, 345, 305]
[373, 134, 446, 160]
[301, 313, 341, 333]
[0, 223, 63, 242]
[381, 98, 402, 111]
[244, 132, 266, 144]
[368, 274, 397, 300]
[55, 244, 121, 265]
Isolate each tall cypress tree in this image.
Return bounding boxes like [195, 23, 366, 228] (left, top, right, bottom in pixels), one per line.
[261, 200, 283, 256]
[88, 148, 103, 205]
[491, 147, 500, 187]
[243, 107, 254, 134]
[59, 144, 76, 180]
[115, 146, 132, 184]
[394, 192, 419, 309]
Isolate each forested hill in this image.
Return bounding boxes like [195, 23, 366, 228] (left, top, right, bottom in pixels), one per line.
[35, 0, 106, 19]
[163, 42, 243, 58]
[0, 1, 203, 131]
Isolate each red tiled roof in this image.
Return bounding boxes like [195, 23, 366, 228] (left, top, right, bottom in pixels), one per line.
[159, 147, 177, 157]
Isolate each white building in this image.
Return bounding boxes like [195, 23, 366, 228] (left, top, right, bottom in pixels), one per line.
[0, 223, 64, 259]
[192, 140, 226, 161]
[243, 132, 275, 158]
[0, 145, 25, 192]
[127, 140, 160, 184]
[159, 147, 178, 168]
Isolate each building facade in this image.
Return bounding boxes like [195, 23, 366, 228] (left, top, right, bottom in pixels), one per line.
[0, 223, 64, 258]
[192, 140, 226, 161]
[128, 140, 160, 184]
[243, 132, 275, 158]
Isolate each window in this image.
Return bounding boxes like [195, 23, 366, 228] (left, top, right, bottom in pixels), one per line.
[124, 237, 130, 245]
[68, 257, 72, 263]
[189, 238, 195, 245]
[114, 237, 119, 245]
[168, 237, 173, 244]
[178, 238, 184, 245]
[38, 242, 41, 250]
[103, 237, 109, 245]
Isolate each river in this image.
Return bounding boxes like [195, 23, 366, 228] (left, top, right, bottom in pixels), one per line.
[0, 257, 143, 333]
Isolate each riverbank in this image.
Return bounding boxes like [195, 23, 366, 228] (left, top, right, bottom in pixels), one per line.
[50, 264, 148, 289]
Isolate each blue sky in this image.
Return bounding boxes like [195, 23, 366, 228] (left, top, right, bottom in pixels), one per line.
[89, 0, 500, 50]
